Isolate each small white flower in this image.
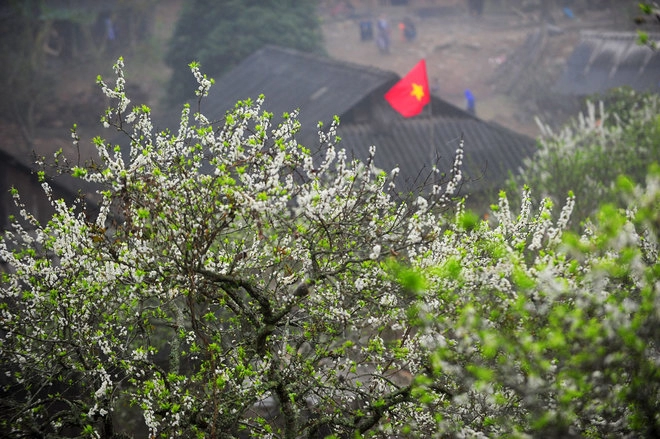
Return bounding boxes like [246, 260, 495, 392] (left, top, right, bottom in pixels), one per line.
[379, 293, 396, 307]
[369, 244, 381, 260]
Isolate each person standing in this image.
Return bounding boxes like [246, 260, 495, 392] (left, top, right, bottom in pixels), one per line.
[465, 89, 476, 115]
[376, 16, 390, 54]
[400, 17, 416, 42]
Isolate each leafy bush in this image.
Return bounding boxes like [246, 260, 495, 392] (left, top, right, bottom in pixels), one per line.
[1, 60, 658, 438]
[416, 175, 660, 437]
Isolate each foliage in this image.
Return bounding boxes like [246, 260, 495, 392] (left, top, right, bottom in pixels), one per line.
[0, 58, 462, 438]
[418, 175, 660, 437]
[508, 88, 660, 227]
[637, 2, 659, 49]
[1, 59, 659, 438]
[165, 0, 324, 104]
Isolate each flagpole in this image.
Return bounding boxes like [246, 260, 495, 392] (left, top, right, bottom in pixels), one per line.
[383, 59, 433, 187]
[428, 64, 435, 187]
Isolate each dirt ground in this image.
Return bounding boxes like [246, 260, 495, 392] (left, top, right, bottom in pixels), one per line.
[321, 3, 627, 137]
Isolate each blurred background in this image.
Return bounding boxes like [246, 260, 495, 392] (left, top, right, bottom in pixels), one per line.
[0, 0, 656, 211]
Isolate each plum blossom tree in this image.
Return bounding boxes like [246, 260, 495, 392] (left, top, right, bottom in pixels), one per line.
[1, 58, 659, 438]
[414, 174, 660, 437]
[0, 58, 463, 438]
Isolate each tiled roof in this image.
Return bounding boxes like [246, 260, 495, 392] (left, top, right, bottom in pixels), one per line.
[202, 45, 400, 147]
[0, 149, 80, 232]
[554, 31, 660, 95]
[201, 45, 536, 196]
[336, 116, 537, 195]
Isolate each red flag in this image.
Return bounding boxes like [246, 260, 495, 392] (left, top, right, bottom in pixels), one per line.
[384, 59, 430, 117]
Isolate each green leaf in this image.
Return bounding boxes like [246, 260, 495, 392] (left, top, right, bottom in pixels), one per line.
[72, 166, 87, 178]
[458, 210, 480, 231]
[466, 364, 494, 382]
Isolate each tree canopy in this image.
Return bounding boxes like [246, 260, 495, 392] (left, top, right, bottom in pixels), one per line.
[166, 0, 324, 104]
[1, 59, 659, 438]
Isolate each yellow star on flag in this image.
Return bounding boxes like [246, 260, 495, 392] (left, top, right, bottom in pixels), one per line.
[410, 83, 425, 101]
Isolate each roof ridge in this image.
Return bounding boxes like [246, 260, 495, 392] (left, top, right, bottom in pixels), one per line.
[257, 44, 400, 80]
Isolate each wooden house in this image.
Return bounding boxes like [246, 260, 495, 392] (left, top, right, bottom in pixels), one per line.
[200, 45, 537, 200]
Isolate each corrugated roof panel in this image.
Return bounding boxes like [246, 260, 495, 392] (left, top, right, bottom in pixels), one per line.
[555, 31, 660, 96]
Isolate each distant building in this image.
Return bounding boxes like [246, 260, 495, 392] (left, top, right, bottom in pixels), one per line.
[554, 31, 660, 96]
[199, 45, 536, 200]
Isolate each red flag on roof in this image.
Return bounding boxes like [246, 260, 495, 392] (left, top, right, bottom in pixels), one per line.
[384, 59, 430, 117]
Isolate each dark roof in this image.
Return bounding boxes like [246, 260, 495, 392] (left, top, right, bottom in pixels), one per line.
[336, 116, 537, 194]
[203, 45, 400, 146]
[554, 31, 660, 96]
[0, 149, 81, 232]
[201, 45, 536, 196]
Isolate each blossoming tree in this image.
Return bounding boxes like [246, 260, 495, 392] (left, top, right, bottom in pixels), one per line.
[0, 58, 464, 438]
[1, 59, 658, 438]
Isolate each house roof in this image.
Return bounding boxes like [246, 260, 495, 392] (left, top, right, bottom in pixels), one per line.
[203, 45, 400, 146]
[0, 149, 82, 232]
[202, 45, 536, 196]
[554, 31, 660, 96]
[336, 116, 537, 195]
